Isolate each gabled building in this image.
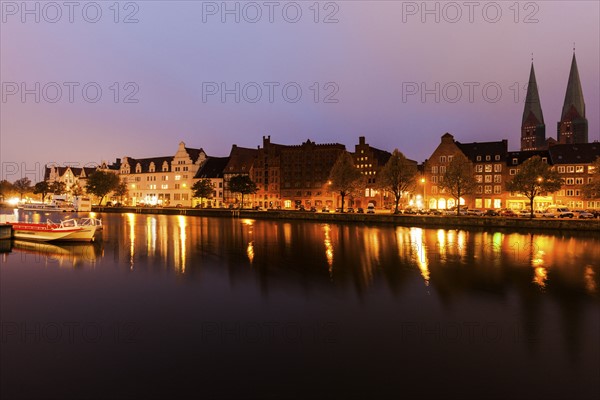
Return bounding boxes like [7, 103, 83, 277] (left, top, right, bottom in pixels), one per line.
[504, 149, 552, 210]
[44, 165, 99, 196]
[119, 141, 207, 206]
[194, 156, 230, 208]
[223, 145, 259, 206]
[352, 136, 393, 208]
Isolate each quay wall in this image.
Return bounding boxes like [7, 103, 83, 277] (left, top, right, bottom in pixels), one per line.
[93, 207, 600, 232]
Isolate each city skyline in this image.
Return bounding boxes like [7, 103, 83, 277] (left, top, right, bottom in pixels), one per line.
[2, 1, 599, 177]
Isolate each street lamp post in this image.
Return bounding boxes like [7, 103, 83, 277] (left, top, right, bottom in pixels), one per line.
[421, 178, 426, 210]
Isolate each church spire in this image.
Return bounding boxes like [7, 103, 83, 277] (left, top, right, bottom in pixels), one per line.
[561, 52, 586, 120]
[522, 62, 544, 125]
[557, 52, 588, 144]
[520, 61, 546, 151]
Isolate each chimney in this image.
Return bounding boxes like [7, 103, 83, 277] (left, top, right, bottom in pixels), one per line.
[359, 136, 366, 145]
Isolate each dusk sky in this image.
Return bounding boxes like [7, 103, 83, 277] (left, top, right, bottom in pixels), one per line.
[2, 0, 599, 182]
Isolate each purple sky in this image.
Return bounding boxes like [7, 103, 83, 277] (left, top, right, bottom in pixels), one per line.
[2, 1, 599, 182]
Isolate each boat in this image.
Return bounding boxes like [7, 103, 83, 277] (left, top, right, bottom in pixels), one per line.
[18, 201, 76, 212]
[9, 219, 98, 242]
[79, 217, 103, 231]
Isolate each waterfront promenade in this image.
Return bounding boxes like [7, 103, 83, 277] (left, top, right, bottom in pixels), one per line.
[94, 206, 600, 232]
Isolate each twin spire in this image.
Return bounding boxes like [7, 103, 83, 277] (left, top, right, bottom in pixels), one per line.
[520, 50, 588, 150]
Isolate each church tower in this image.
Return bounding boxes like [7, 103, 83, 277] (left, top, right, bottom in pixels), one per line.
[521, 62, 546, 150]
[557, 52, 588, 144]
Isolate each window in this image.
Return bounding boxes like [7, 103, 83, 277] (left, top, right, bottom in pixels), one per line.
[494, 164, 502, 172]
[494, 185, 501, 194]
[485, 175, 492, 183]
[485, 165, 492, 173]
[495, 155, 500, 161]
[575, 178, 583, 185]
[432, 176, 438, 183]
[135, 164, 141, 173]
[476, 186, 483, 194]
[567, 166, 575, 173]
[175, 184, 180, 189]
[476, 156, 482, 161]
[566, 189, 574, 196]
[575, 166, 584, 173]
[484, 185, 492, 194]
[475, 175, 482, 183]
[542, 157, 547, 163]
[494, 175, 501, 183]
[448, 155, 453, 162]
[566, 178, 574, 185]
[486, 155, 491, 161]
[432, 186, 438, 194]
[558, 166, 565, 173]
[161, 184, 168, 189]
[476, 165, 483, 173]
[589, 166, 596, 174]
[175, 175, 181, 181]
[440, 156, 446, 163]
[512, 158, 518, 165]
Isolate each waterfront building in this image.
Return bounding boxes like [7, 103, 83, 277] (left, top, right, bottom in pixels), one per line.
[223, 145, 259, 206]
[352, 136, 393, 208]
[193, 157, 230, 208]
[557, 53, 588, 144]
[44, 165, 98, 195]
[118, 142, 206, 207]
[549, 143, 599, 209]
[504, 149, 554, 210]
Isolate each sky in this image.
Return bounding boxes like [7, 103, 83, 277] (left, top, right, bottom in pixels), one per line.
[1, 0, 599, 183]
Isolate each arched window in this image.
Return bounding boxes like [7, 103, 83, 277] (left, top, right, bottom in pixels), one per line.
[135, 163, 142, 173]
[149, 162, 155, 173]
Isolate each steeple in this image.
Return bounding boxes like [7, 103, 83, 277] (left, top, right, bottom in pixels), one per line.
[561, 52, 586, 120]
[520, 62, 546, 150]
[522, 62, 544, 125]
[557, 52, 588, 144]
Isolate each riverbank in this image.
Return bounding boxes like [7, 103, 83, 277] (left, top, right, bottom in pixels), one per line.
[93, 206, 600, 232]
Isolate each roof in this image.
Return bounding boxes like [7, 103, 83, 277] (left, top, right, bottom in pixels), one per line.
[456, 140, 508, 162]
[194, 157, 229, 179]
[124, 156, 174, 172]
[225, 145, 258, 174]
[185, 147, 205, 163]
[548, 143, 600, 164]
[506, 149, 550, 165]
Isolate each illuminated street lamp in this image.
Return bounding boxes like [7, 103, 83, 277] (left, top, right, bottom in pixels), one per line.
[421, 178, 426, 210]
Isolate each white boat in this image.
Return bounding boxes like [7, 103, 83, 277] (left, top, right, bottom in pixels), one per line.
[79, 217, 103, 231]
[9, 219, 98, 242]
[18, 201, 76, 212]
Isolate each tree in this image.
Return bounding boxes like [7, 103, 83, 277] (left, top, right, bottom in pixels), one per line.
[0, 180, 14, 202]
[228, 175, 257, 209]
[49, 181, 67, 195]
[13, 177, 32, 200]
[71, 184, 85, 197]
[506, 155, 563, 218]
[583, 156, 600, 199]
[33, 181, 51, 202]
[85, 170, 120, 205]
[192, 179, 214, 207]
[113, 181, 129, 204]
[378, 149, 418, 213]
[439, 153, 477, 215]
[328, 152, 364, 212]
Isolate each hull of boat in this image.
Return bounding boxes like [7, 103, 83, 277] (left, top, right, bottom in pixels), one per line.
[11, 226, 81, 242]
[60, 225, 98, 241]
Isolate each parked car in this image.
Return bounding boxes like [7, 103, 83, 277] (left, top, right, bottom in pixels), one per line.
[356, 208, 364, 213]
[403, 207, 418, 215]
[321, 207, 330, 213]
[466, 209, 484, 216]
[427, 209, 442, 216]
[346, 207, 354, 213]
[499, 209, 517, 217]
[484, 209, 499, 217]
[518, 209, 533, 218]
[445, 206, 467, 216]
[547, 207, 574, 218]
[534, 210, 555, 218]
[309, 207, 317, 212]
[367, 203, 375, 214]
[573, 210, 594, 219]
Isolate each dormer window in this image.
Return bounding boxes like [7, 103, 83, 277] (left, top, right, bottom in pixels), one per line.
[485, 155, 491, 161]
[135, 163, 142, 173]
[162, 161, 169, 172]
[149, 162, 155, 173]
[512, 158, 518, 165]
